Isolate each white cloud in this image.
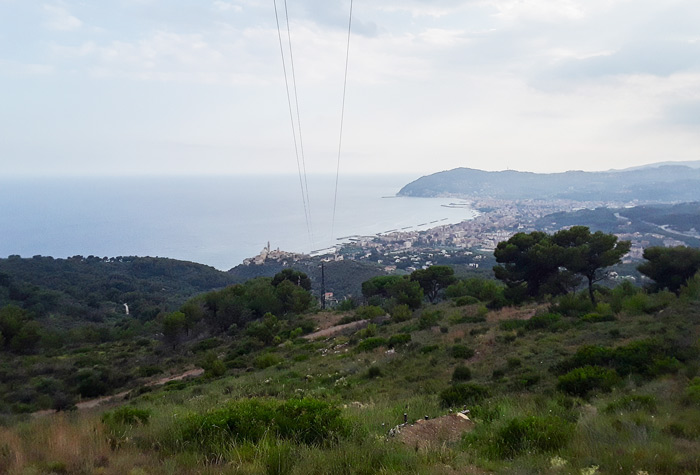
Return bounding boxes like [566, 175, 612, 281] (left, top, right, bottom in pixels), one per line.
[42, 2, 82, 31]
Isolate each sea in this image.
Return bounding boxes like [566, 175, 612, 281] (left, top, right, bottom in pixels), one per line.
[0, 175, 476, 270]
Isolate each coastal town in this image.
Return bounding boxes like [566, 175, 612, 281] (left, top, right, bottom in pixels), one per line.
[241, 197, 693, 273]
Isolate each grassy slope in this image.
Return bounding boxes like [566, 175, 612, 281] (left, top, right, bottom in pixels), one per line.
[2, 292, 700, 474]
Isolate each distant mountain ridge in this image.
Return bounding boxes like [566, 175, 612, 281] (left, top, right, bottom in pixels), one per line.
[397, 164, 700, 202]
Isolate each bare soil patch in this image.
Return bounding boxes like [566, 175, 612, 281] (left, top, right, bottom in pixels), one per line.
[396, 413, 475, 450]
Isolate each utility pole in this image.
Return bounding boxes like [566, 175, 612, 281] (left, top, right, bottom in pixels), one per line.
[321, 262, 326, 310]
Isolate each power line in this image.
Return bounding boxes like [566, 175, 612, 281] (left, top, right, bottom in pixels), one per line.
[283, 0, 313, 243]
[273, 0, 313, 245]
[331, 0, 353, 243]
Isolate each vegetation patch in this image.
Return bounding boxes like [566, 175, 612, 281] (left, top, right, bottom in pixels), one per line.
[356, 337, 388, 352]
[490, 415, 573, 459]
[450, 344, 475, 359]
[440, 383, 490, 407]
[556, 365, 620, 397]
[172, 397, 349, 455]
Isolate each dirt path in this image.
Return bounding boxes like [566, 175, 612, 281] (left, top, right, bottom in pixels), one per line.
[302, 319, 370, 340]
[33, 367, 204, 416]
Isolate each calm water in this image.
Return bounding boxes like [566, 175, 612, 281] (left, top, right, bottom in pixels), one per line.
[0, 175, 475, 270]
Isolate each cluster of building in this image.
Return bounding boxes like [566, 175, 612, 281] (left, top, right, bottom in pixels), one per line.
[242, 198, 693, 272]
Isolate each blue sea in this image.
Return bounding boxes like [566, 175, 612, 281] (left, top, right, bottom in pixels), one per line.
[0, 175, 476, 270]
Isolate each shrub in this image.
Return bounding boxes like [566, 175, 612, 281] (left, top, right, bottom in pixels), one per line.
[102, 407, 151, 426]
[492, 416, 573, 458]
[525, 313, 561, 331]
[357, 337, 388, 352]
[452, 365, 472, 382]
[450, 345, 475, 359]
[611, 339, 667, 376]
[388, 333, 411, 347]
[439, 383, 490, 407]
[191, 338, 223, 353]
[454, 296, 480, 306]
[580, 313, 616, 323]
[337, 298, 357, 311]
[419, 344, 439, 354]
[557, 366, 620, 397]
[275, 398, 350, 445]
[506, 357, 521, 368]
[499, 320, 526, 331]
[390, 304, 412, 322]
[175, 398, 349, 453]
[254, 353, 283, 369]
[354, 305, 386, 321]
[367, 366, 382, 378]
[554, 345, 615, 374]
[683, 378, 700, 405]
[551, 292, 595, 317]
[137, 366, 163, 378]
[418, 310, 441, 330]
[511, 370, 541, 390]
[604, 395, 657, 414]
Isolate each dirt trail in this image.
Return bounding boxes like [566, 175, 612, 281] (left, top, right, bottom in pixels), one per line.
[32, 367, 204, 416]
[302, 319, 370, 340]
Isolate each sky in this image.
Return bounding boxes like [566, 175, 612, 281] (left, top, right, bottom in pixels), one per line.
[2, 0, 700, 176]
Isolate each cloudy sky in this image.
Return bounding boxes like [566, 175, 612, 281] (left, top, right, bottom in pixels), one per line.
[2, 0, 700, 176]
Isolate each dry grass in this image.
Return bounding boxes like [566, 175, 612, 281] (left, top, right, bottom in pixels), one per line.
[0, 414, 112, 474]
[486, 303, 545, 322]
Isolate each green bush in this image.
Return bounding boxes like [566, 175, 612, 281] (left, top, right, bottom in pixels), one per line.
[354, 305, 386, 321]
[557, 365, 620, 397]
[388, 333, 411, 348]
[499, 319, 526, 331]
[390, 304, 412, 322]
[491, 416, 573, 458]
[604, 395, 657, 414]
[419, 344, 439, 354]
[510, 370, 541, 390]
[439, 383, 490, 407]
[191, 337, 223, 353]
[367, 366, 382, 378]
[102, 406, 151, 426]
[450, 345, 475, 359]
[254, 353, 283, 369]
[580, 312, 616, 323]
[418, 310, 441, 330]
[337, 298, 357, 311]
[454, 296, 480, 306]
[525, 313, 561, 331]
[683, 378, 700, 405]
[174, 398, 349, 454]
[452, 365, 472, 382]
[551, 292, 595, 317]
[357, 337, 388, 352]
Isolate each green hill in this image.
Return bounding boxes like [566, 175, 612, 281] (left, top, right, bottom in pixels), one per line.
[1, 266, 699, 474]
[398, 166, 700, 202]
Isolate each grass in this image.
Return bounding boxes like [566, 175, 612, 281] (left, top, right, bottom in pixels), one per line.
[1, 289, 699, 473]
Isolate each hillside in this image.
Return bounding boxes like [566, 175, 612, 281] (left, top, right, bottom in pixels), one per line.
[228, 258, 388, 300]
[536, 202, 700, 248]
[398, 165, 700, 202]
[1, 265, 699, 473]
[0, 255, 238, 325]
